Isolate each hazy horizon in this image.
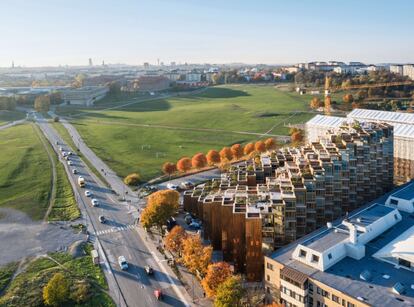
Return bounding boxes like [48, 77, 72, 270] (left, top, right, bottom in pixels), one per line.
[1, 0, 414, 67]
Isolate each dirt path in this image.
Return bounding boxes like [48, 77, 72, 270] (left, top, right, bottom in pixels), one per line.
[32, 123, 57, 221]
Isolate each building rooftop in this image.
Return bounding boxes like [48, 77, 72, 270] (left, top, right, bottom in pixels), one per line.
[348, 108, 414, 125]
[270, 181, 414, 306]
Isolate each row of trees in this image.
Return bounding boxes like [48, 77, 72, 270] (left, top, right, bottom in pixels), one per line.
[162, 138, 278, 177]
[164, 226, 244, 306]
[0, 96, 16, 111]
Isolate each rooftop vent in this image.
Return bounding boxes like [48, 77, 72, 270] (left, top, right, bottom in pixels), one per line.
[360, 270, 372, 281]
[392, 282, 405, 295]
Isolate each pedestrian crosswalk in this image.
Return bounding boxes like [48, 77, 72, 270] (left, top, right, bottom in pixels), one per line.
[96, 224, 135, 236]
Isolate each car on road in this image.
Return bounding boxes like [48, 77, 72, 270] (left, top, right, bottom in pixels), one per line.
[99, 215, 106, 223]
[145, 265, 153, 275]
[72, 169, 78, 174]
[85, 190, 92, 197]
[167, 183, 179, 190]
[68, 161, 73, 166]
[55, 141, 59, 145]
[65, 156, 70, 161]
[154, 289, 162, 300]
[180, 181, 194, 190]
[59, 147, 63, 151]
[118, 256, 128, 270]
[91, 199, 99, 207]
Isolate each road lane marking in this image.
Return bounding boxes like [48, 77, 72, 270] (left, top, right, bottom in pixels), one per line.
[96, 224, 136, 236]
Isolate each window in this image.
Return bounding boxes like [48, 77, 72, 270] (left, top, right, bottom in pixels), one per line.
[328, 253, 332, 260]
[394, 213, 399, 221]
[390, 198, 399, 205]
[299, 249, 307, 257]
[398, 258, 411, 268]
[266, 263, 274, 271]
[267, 275, 270, 281]
[312, 254, 320, 262]
[332, 294, 340, 303]
[317, 287, 321, 294]
[321, 289, 330, 298]
[308, 283, 314, 294]
[347, 303, 355, 307]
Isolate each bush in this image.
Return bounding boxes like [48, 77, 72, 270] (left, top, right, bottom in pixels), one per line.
[70, 280, 90, 304]
[43, 272, 70, 306]
[53, 116, 60, 122]
[123, 173, 141, 186]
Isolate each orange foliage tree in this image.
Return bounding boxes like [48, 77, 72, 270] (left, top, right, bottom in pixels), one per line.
[291, 131, 304, 143]
[201, 262, 232, 298]
[230, 144, 244, 160]
[310, 97, 323, 109]
[164, 225, 188, 256]
[181, 235, 212, 276]
[176, 157, 192, 172]
[243, 143, 255, 155]
[255, 140, 266, 153]
[162, 162, 177, 178]
[191, 153, 207, 169]
[206, 150, 221, 166]
[264, 138, 277, 151]
[220, 147, 233, 161]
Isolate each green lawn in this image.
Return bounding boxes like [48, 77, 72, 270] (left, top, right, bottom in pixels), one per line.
[0, 245, 114, 307]
[0, 262, 18, 294]
[0, 124, 52, 220]
[0, 110, 25, 125]
[59, 84, 315, 181]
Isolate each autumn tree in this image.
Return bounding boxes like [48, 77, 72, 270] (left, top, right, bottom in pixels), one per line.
[181, 235, 212, 276]
[206, 150, 221, 166]
[324, 95, 332, 115]
[254, 140, 266, 153]
[220, 147, 233, 162]
[164, 225, 187, 256]
[162, 162, 177, 178]
[230, 144, 244, 160]
[43, 273, 70, 306]
[243, 143, 255, 155]
[141, 190, 180, 232]
[34, 95, 51, 112]
[177, 157, 192, 172]
[291, 130, 304, 144]
[310, 97, 323, 109]
[214, 276, 245, 307]
[123, 173, 141, 186]
[201, 262, 232, 298]
[264, 138, 277, 151]
[343, 93, 354, 104]
[192, 153, 207, 169]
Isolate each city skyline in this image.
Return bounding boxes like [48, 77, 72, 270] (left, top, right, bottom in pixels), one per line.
[1, 0, 414, 67]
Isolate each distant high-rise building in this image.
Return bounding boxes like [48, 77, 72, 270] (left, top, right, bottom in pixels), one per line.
[89, 58, 93, 66]
[143, 62, 149, 70]
[157, 58, 160, 66]
[11, 61, 14, 68]
[102, 60, 105, 66]
[170, 61, 176, 67]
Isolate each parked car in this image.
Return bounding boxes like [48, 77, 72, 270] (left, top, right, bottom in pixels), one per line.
[145, 265, 153, 275]
[180, 181, 194, 190]
[184, 214, 193, 225]
[68, 151, 72, 156]
[91, 199, 99, 207]
[72, 169, 78, 174]
[85, 190, 92, 197]
[166, 217, 177, 231]
[55, 141, 59, 145]
[59, 147, 63, 151]
[167, 183, 179, 190]
[99, 215, 106, 223]
[68, 161, 73, 166]
[118, 256, 128, 270]
[154, 289, 162, 300]
[62, 151, 67, 157]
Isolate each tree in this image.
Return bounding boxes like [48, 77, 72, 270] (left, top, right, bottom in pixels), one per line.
[201, 262, 232, 298]
[43, 273, 70, 306]
[0, 97, 16, 110]
[70, 280, 90, 304]
[220, 147, 233, 161]
[324, 95, 331, 115]
[181, 235, 212, 276]
[73, 74, 86, 88]
[164, 225, 187, 256]
[343, 93, 354, 104]
[254, 140, 266, 153]
[310, 97, 322, 109]
[214, 276, 244, 307]
[123, 173, 141, 186]
[206, 150, 221, 166]
[264, 138, 277, 151]
[192, 153, 207, 169]
[177, 157, 192, 172]
[53, 116, 60, 122]
[141, 190, 180, 231]
[162, 162, 177, 178]
[356, 90, 367, 101]
[34, 95, 51, 112]
[291, 131, 304, 143]
[243, 143, 255, 155]
[230, 144, 244, 160]
[49, 92, 62, 105]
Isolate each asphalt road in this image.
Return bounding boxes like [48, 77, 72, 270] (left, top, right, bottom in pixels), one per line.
[35, 114, 191, 307]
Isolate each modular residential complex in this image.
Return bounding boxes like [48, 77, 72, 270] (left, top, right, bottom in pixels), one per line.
[264, 180, 414, 307]
[306, 109, 414, 184]
[183, 121, 394, 281]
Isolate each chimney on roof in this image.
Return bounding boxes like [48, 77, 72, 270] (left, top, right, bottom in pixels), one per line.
[342, 220, 357, 244]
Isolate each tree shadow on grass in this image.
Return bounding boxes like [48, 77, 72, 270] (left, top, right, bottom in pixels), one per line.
[196, 87, 251, 99]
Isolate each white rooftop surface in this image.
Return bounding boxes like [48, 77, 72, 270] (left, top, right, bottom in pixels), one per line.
[373, 225, 414, 265]
[348, 108, 414, 125]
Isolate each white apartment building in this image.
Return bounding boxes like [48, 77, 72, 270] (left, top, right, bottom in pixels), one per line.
[390, 64, 404, 75]
[403, 64, 414, 80]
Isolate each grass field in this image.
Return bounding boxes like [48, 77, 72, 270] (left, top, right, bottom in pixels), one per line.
[60, 84, 314, 181]
[0, 245, 114, 307]
[0, 124, 52, 220]
[0, 110, 25, 126]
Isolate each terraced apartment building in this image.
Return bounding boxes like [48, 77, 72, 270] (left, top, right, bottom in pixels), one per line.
[183, 121, 394, 281]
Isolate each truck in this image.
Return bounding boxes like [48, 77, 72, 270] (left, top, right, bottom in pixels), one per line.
[78, 176, 85, 188]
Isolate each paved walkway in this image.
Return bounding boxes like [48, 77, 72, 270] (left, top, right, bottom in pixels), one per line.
[0, 118, 26, 130]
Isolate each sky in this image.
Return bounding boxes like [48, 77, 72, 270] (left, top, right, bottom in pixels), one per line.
[1, 0, 414, 67]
